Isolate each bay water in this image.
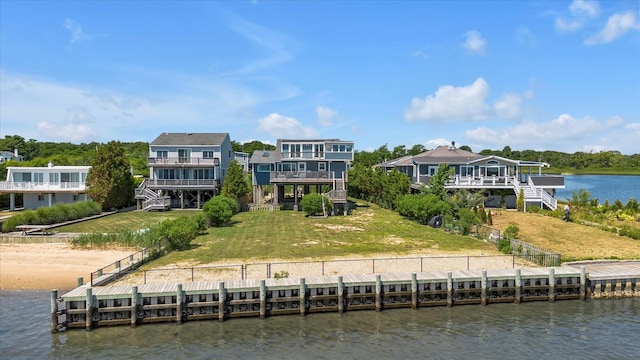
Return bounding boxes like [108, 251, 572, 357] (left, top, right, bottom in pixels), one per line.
[556, 175, 640, 204]
[1, 290, 639, 359]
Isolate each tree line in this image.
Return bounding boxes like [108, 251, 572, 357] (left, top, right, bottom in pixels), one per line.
[355, 143, 640, 174]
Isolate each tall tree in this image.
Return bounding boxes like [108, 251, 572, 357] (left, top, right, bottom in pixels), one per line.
[221, 160, 250, 200]
[86, 141, 135, 209]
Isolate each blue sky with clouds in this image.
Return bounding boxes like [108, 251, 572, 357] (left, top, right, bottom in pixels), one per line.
[1, 1, 639, 154]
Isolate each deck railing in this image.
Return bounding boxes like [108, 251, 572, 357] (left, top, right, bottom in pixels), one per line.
[145, 179, 218, 188]
[133, 254, 523, 285]
[147, 157, 218, 166]
[90, 243, 162, 286]
[270, 171, 334, 181]
[0, 181, 86, 192]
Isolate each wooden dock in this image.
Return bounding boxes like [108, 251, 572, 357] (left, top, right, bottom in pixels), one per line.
[51, 266, 603, 332]
[565, 260, 640, 299]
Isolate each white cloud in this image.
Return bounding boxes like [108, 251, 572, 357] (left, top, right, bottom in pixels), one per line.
[405, 78, 490, 122]
[516, 26, 537, 46]
[316, 106, 338, 127]
[569, 0, 600, 18]
[554, 0, 601, 33]
[405, 78, 530, 122]
[463, 30, 487, 55]
[493, 93, 523, 120]
[223, 14, 294, 76]
[0, 71, 277, 143]
[464, 113, 638, 153]
[555, 17, 583, 32]
[257, 113, 318, 138]
[584, 11, 640, 45]
[426, 138, 450, 147]
[412, 50, 429, 59]
[63, 18, 90, 44]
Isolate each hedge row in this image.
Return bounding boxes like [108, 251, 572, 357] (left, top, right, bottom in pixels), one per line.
[1, 201, 102, 232]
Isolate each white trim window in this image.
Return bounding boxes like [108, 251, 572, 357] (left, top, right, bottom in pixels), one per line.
[298, 162, 306, 172]
[257, 164, 271, 172]
[318, 162, 327, 171]
[157, 150, 168, 158]
[202, 151, 215, 159]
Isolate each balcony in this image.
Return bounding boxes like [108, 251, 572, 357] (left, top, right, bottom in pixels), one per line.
[0, 181, 86, 193]
[270, 171, 336, 183]
[145, 179, 219, 190]
[147, 157, 219, 167]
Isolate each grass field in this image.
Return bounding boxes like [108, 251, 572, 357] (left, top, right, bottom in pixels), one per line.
[58, 204, 497, 266]
[490, 210, 640, 261]
[56, 202, 640, 266]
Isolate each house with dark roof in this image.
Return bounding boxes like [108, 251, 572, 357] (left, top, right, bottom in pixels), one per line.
[135, 133, 233, 210]
[380, 143, 565, 210]
[249, 138, 354, 213]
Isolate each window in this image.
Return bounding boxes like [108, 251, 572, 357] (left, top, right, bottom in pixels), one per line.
[282, 144, 289, 158]
[33, 173, 44, 183]
[157, 150, 168, 158]
[298, 162, 306, 172]
[73, 194, 79, 201]
[178, 149, 191, 163]
[281, 163, 295, 171]
[302, 144, 313, 159]
[203, 151, 215, 159]
[257, 164, 271, 172]
[158, 169, 176, 179]
[38, 194, 44, 201]
[314, 144, 324, 158]
[49, 173, 59, 183]
[318, 162, 327, 171]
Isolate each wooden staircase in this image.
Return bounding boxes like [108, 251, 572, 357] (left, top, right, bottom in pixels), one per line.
[135, 180, 171, 211]
[514, 180, 557, 211]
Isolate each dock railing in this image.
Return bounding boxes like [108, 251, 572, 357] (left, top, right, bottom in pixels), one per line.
[135, 254, 521, 285]
[90, 243, 162, 286]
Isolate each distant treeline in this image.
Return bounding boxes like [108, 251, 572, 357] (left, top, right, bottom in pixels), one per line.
[355, 144, 640, 174]
[1, 135, 638, 178]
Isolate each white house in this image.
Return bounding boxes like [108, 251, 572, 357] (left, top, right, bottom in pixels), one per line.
[0, 163, 91, 210]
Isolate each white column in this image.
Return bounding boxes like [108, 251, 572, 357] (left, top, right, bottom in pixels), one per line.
[48, 193, 53, 207]
[9, 193, 15, 211]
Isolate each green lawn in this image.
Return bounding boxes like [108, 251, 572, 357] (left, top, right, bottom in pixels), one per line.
[59, 204, 496, 266]
[151, 204, 494, 266]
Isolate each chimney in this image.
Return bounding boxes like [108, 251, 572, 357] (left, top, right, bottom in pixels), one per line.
[48, 161, 54, 168]
[14, 148, 18, 157]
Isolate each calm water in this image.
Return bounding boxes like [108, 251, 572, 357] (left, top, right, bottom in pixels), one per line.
[1, 290, 639, 359]
[555, 175, 639, 204]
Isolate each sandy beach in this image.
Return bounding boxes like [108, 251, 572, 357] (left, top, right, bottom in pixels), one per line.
[0, 243, 134, 291]
[1, 242, 536, 291]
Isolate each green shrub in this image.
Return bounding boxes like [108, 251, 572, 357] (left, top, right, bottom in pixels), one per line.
[619, 225, 640, 240]
[517, 189, 524, 212]
[300, 193, 332, 216]
[156, 216, 201, 251]
[202, 196, 237, 227]
[1, 201, 102, 232]
[504, 223, 520, 239]
[497, 238, 511, 254]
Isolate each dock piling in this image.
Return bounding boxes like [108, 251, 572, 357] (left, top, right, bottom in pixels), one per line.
[51, 290, 58, 333]
[218, 282, 226, 321]
[375, 275, 382, 312]
[299, 278, 306, 316]
[549, 268, 556, 302]
[176, 284, 183, 323]
[337, 276, 344, 313]
[515, 269, 522, 304]
[85, 287, 93, 331]
[580, 267, 586, 300]
[259, 280, 266, 318]
[481, 271, 487, 306]
[411, 273, 418, 309]
[447, 272, 453, 307]
[131, 285, 138, 327]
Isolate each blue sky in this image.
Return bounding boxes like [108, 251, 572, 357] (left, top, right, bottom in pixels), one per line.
[1, 0, 639, 155]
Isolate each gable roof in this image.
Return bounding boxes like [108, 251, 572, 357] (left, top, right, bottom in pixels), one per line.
[412, 146, 483, 164]
[249, 149, 281, 164]
[150, 133, 229, 146]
